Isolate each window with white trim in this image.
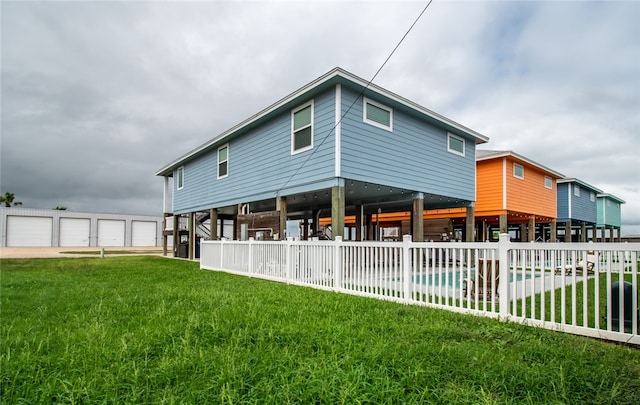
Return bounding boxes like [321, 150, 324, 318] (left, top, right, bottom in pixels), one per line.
[447, 133, 465, 156]
[217, 144, 228, 179]
[176, 166, 184, 190]
[513, 163, 524, 179]
[574, 184, 580, 197]
[544, 176, 552, 189]
[291, 101, 313, 154]
[590, 192, 595, 202]
[363, 97, 392, 131]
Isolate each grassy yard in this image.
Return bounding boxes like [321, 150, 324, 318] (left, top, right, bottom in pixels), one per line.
[1, 257, 639, 404]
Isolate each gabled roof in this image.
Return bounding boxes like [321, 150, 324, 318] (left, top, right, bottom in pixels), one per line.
[597, 193, 626, 204]
[476, 149, 565, 178]
[556, 178, 603, 193]
[156, 67, 489, 176]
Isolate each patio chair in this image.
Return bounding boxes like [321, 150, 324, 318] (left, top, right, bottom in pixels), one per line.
[463, 259, 500, 300]
[563, 252, 598, 275]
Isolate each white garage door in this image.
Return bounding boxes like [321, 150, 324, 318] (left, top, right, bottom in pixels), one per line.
[132, 221, 157, 246]
[97, 219, 125, 246]
[59, 218, 91, 247]
[7, 216, 53, 247]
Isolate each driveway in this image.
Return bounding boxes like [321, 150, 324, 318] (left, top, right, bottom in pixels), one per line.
[0, 246, 165, 259]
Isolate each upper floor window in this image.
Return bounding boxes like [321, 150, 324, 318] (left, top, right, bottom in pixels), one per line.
[447, 133, 465, 156]
[176, 166, 184, 190]
[292, 101, 313, 154]
[513, 163, 524, 179]
[217, 144, 228, 179]
[544, 176, 552, 189]
[574, 185, 580, 197]
[590, 192, 595, 202]
[363, 97, 392, 131]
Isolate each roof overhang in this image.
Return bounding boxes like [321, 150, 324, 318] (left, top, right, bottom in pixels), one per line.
[597, 193, 626, 204]
[556, 178, 603, 193]
[476, 149, 565, 179]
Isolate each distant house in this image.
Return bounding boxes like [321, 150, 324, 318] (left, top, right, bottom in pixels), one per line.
[467, 150, 564, 241]
[156, 68, 488, 257]
[556, 178, 602, 242]
[597, 193, 625, 242]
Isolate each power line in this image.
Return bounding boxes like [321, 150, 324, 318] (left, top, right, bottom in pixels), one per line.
[277, 0, 434, 194]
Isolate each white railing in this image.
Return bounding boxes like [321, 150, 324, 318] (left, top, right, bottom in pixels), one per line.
[200, 234, 640, 345]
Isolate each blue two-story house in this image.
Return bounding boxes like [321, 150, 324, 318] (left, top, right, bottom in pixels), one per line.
[556, 178, 602, 242]
[156, 68, 488, 256]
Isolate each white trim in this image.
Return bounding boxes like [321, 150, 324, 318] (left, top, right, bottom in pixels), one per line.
[176, 166, 184, 190]
[568, 183, 572, 218]
[363, 97, 393, 131]
[335, 84, 341, 177]
[447, 132, 465, 156]
[291, 100, 314, 155]
[502, 158, 507, 210]
[217, 143, 229, 179]
[544, 175, 552, 189]
[513, 163, 524, 179]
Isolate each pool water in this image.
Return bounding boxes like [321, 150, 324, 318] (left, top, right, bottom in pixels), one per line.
[412, 271, 534, 289]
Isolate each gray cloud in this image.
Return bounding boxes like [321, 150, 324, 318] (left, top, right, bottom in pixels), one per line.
[2, 1, 638, 233]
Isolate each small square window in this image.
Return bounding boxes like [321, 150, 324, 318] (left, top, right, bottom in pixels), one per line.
[544, 176, 552, 189]
[574, 185, 580, 197]
[363, 97, 392, 131]
[217, 144, 228, 179]
[176, 166, 184, 190]
[447, 133, 465, 156]
[513, 163, 524, 179]
[292, 101, 313, 154]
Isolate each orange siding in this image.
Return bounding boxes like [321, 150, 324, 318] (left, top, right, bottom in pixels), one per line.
[505, 158, 557, 218]
[476, 158, 505, 214]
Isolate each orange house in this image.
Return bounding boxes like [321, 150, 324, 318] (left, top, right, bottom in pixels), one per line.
[469, 150, 564, 241]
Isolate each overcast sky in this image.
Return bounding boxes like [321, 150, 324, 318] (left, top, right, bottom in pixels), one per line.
[2, 1, 639, 234]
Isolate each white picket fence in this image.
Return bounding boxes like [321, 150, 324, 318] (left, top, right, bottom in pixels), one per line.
[200, 234, 639, 345]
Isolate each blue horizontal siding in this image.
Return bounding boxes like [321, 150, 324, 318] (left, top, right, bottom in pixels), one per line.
[556, 183, 570, 220]
[557, 182, 598, 223]
[340, 87, 475, 201]
[173, 89, 336, 213]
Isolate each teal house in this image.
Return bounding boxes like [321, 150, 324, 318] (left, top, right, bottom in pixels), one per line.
[597, 193, 625, 241]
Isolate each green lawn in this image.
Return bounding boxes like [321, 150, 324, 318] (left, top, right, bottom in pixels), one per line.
[1, 257, 639, 404]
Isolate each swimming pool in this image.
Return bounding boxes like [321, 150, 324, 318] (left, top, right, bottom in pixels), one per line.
[412, 271, 535, 289]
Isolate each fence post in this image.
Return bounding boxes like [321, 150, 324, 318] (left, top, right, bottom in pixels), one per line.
[219, 239, 224, 270]
[403, 234, 412, 303]
[334, 236, 343, 292]
[248, 237, 254, 275]
[498, 233, 510, 317]
[285, 238, 292, 283]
